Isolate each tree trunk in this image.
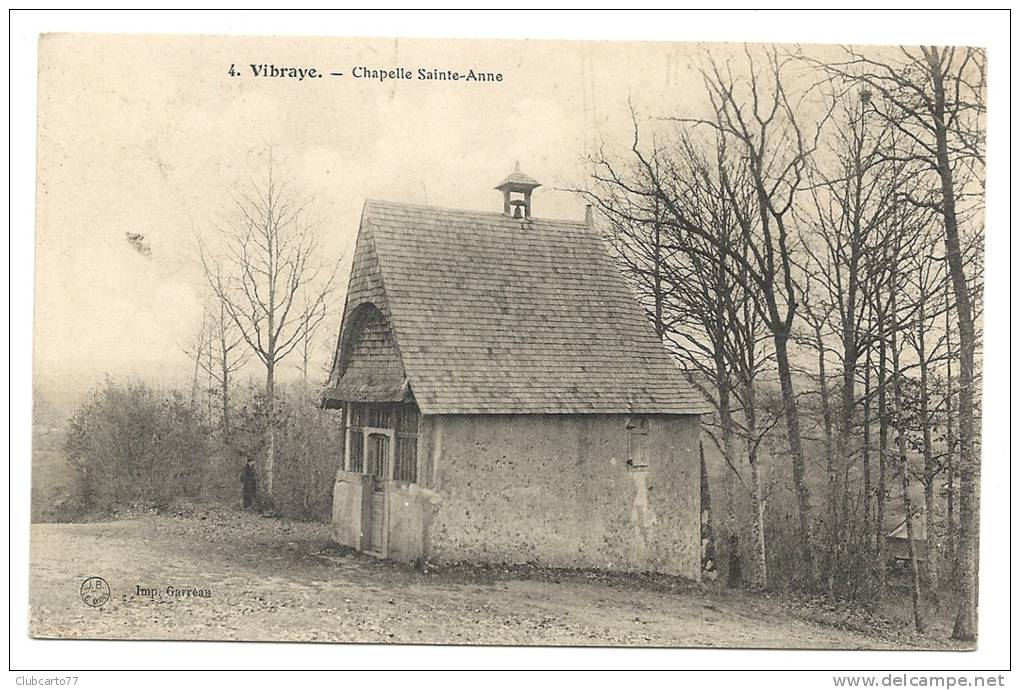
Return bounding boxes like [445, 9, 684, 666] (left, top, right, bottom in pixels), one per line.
[917, 301, 938, 596]
[952, 346, 977, 642]
[840, 113, 864, 585]
[265, 360, 276, 497]
[716, 358, 737, 487]
[945, 289, 957, 582]
[301, 333, 310, 390]
[699, 443, 718, 581]
[723, 455, 738, 586]
[745, 379, 767, 591]
[835, 325, 859, 595]
[899, 444, 926, 634]
[748, 456, 767, 591]
[206, 327, 214, 420]
[892, 291, 925, 634]
[773, 328, 815, 585]
[814, 323, 837, 592]
[863, 345, 873, 548]
[221, 365, 230, 438]
[816, 326, 835, 481]
[715, 349, 737, 585]
[927, 53, 978, 642]
[189, 323, 202, 405]
[875, 326, 888, 596]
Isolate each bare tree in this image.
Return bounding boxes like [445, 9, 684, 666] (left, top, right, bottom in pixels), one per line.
[889, 227, 925, 634]
[297, 288, 332, 394]
[871, 251, 891, 597]
[942, 277, 958, 579]
[900, 231, 953, 598]
[660, 47, 834, 582]
[586, 134, 743, 580]
[200, 151, 339, 497]
[665, 134, 779, 592]
[821, 44, 985, 641]
[183, 299, 251, 438]
[934, 225, 984, 588]
[185, 307, 209, 408]
[794, 88, 940, 597]
[586, 125, 777, 591]
[589, 47, 835, 586]
[586, 46, 984, 627]
[859, 154, 934, 602]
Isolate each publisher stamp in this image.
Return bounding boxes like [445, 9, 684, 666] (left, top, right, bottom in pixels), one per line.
[80, 576, 110, 608]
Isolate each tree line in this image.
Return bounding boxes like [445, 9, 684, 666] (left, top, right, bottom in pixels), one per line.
[63, 149, 345, 523]
[62, 378, 344, 522]
[584, 45, 984, 641]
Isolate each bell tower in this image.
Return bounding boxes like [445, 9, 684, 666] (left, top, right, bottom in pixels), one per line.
[494, 163, 541, 219]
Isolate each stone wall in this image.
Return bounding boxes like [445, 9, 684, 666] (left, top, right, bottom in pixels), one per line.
[332, 471, 372, 550]
[419, 414, 702, 579]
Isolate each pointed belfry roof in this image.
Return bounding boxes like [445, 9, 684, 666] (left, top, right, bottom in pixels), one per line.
[494, 162, 541, 191]
[322, 199, 710, 415]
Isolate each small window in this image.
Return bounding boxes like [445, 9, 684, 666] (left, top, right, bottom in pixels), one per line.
[349, 428, 364, 473]
[346, 402, 419, 484]
[367, 433, 389, 480]
[627, 416, 649, 470]
[394, 435, 417, 483]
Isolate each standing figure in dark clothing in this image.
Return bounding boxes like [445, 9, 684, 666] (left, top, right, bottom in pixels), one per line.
[241, 458, 258, 509]
[727, 534, 743, 589]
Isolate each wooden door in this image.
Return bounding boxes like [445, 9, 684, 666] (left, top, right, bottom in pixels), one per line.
[366, 433, 390, 553]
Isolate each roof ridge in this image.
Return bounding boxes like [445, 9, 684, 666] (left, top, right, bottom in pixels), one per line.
[363, 198, 590, 227]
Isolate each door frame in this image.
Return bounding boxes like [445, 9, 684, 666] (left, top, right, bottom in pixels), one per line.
[363, 427, 394, 557]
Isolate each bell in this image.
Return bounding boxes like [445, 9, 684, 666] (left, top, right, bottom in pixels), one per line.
[496, 166, 541, 218]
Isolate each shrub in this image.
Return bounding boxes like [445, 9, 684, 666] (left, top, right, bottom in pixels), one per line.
[230, 384, 343, 521]
[275, 395, 345, 521]
[56, 378, 341, 522]
[63, 380, 210, 513]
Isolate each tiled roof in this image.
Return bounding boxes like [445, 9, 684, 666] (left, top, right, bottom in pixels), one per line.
[353, 199, 709, 416]
[322, 303, 408, 406]
[322, 366, 407, 406]
[886, 510, 927, 540]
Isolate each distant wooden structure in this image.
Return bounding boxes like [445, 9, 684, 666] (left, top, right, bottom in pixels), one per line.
[884, 512, 927, 569]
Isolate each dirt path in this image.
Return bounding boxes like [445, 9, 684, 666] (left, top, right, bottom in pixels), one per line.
[29, 508, 914, 648]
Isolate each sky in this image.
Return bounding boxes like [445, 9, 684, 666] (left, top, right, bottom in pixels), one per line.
[33, 33, 744, 396]
[33, 35, 928, 399]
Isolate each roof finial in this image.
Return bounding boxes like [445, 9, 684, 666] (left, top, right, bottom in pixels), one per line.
[514, 161, 521, 172]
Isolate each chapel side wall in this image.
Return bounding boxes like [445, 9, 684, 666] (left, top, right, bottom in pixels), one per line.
[421, 414, 701, 579]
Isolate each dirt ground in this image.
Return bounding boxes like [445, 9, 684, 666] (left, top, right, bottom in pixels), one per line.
[28, 507, 961, 649]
